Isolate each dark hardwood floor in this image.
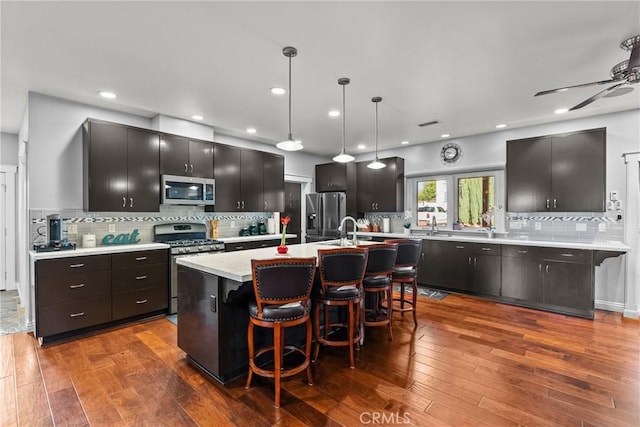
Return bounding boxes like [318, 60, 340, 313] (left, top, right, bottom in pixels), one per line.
[1, 293, 639, 426]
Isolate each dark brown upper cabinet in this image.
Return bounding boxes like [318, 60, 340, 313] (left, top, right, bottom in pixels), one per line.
[356, 157, 405, 213]
[214, 144, 284, 212]
[83, 120, 160, 212]
[315, 162, 357, 217]
[506, 128, 606, 212]
[160, 134, 214, 179]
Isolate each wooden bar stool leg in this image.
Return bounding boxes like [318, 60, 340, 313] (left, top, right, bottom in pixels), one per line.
[245, 322, 254, 389]
[348, 302, 355, 369]
[411, 280, 418, 326]
[274, 323, 282, 408]
[313, 305, 321, 363]
[305, 317, 314, 385]
[387, 287, 394, 341]
[400, 282, 405, 315]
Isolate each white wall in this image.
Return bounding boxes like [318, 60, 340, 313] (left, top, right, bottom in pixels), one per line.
[150, 114, 215, 141]
[1, 132, 19, 165]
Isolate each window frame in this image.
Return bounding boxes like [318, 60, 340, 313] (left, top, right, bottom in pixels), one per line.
[406, 169, 505, 232]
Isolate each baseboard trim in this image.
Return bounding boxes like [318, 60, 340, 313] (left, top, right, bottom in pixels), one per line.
[595, 300, 625, 313]
[622, 308, 639, 319]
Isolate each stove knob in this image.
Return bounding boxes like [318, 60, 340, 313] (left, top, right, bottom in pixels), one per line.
[198, 246, 204, 251]
[178, 248, 185, 254]
[184, 247, 191, 253]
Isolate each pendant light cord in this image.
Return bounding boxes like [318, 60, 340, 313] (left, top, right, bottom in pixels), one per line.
[342, 83, 346, 152]
[287, 53, 292, 140]
[374, 100, 379, 160]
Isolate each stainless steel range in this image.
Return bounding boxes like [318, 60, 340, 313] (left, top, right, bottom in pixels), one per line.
[153, 223, 225, 313]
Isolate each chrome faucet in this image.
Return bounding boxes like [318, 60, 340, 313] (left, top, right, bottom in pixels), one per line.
[338, 216, 358, 246]
[431, 215, 437, 233]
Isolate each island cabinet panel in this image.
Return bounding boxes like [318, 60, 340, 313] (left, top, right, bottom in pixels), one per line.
[35, 249, 169, 342]
[417, 239, 449, 287]
[356, 157, 404, 213]
[160, 134, 214, 179]
[506, 128, 605, 212]
[501, 245, 542, 302]
[35, 254, 112, 338]
[214, 144, 284, 212]
[83, 120, 160, 212]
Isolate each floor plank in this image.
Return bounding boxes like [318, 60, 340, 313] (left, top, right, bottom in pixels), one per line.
[0, 293, 638, 426]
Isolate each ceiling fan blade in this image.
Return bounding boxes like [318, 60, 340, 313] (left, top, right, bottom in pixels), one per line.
[569, 82, 627, 111]
[628, 42, 640, 70]
[535, 79, 619, 96]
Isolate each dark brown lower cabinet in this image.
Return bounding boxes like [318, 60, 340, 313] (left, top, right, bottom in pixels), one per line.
[538, 248, 593, 316]
[35, 249, 168, 343]
[501, 245, 542, 303]
[417, 240, 449, 288]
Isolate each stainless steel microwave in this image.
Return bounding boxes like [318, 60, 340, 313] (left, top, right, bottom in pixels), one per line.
[161, 175, 215, 206]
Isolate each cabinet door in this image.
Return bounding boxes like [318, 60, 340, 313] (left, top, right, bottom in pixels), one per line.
[262, 152, 284, 212]
[189, 139, 214, 179]
[126, 128, 160, 212]
[447, 243, 472, 291]
[240, 149, 264, 211]
[283, 182, 301, 244]
[160, 134, 190, 176]
[356, 162, 375, 211]
[472, 254, 501, 296]
[376, 158, 403, 212]
[501, 246, 542, 302]
[316, 163, 346, 192]
[214, 144, 241, 211]
[417, 239, 449, 287]
[86, 121, 128, 211]
[551, 129, 605, 212]
[543, 261, 592, 312]
[506, 137, 551, 212]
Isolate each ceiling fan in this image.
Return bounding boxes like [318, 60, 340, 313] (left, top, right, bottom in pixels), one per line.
[535, 35, 640, 111]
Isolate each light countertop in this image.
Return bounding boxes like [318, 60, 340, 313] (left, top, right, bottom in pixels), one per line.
[218, 234, 297, 244]
[354, 231, 630, 252]
[29, 242, 170, 260]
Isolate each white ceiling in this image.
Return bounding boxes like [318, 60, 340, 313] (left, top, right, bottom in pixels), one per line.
[2, 1, 639, 156]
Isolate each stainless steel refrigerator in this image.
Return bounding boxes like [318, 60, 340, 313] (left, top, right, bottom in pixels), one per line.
[306, 192, 346, 242]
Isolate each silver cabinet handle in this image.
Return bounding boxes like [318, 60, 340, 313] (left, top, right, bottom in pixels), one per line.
[546, 199, 550, 209]
[135, 256, 147, 261]
[538, 263, 542, 271]
[69, 284, 85, 289]
[264, 201, 267, 210]
[553, 199, 557, 209]
[190, 164, 194, 173]
[545, 265, 550, 273]
[456, 245, 465, 249]
[517, 250, 528, 254]
[241, 201, 245, 209]
[129, 197, 133, 208]
[474, 257, 477, 266]
[185, 163, 188, 173]
[481, 247, 491, 251]
[122, 197, 126, 208]
[69, 263, 84, 268]
[69, 312, 85, 318]
[235, 246, 244, 250]
[237, 201, 241, 209]
[468, 257, 471, 265]
[135, 275, 148, 280]
[560, 253, 574, 257]
[135, 299, 148, 304]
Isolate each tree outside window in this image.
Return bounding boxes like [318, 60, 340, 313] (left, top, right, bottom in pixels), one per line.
[457, 176, 494, 228]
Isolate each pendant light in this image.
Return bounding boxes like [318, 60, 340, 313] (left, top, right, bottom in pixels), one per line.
[332, 77, 355, 163]
[276, 46, 304, 152]
[367, 96, 386, 169]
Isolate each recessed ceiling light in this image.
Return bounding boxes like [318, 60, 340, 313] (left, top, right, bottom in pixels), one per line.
[441, 134, 450, 138]
[98, 90, 116, 99]
[555, 108, 569, 114]
[357, 144, 366, 149]
[328, 110, 340, 117]
[401, 140, 410, 145]
[246, 127, 256, 134]
[270, 87, 286, 95]
[192, 115, 204, 121]
[495, 124, 507, 129]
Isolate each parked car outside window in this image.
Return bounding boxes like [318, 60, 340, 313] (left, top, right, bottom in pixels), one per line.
[417, 204, 447, 226]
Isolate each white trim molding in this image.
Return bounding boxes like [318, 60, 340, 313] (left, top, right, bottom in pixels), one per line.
[622, 152, 640, 318]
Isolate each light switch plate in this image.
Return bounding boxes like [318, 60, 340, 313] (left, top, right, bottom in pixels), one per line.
[509, 221, 521, 230]
[68, 224, 77, 234]
[610, 191, 618, 201]
[576, 223, 587, 232]
[108, 224, 116, 233]
[534, 222, 541, 231]
[598, 222, 607, 232]
[230, 221, 235, 228]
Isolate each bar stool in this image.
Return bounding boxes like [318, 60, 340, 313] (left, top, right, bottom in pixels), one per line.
[314, 247, 368, 369]
[385, 239, 422, 326]
[360, 243, 398, 341]
[246, 257, 317, 408]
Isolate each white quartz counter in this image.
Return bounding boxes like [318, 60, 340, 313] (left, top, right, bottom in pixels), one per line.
[29, 243, 170, 260]
[176, 241, 374, 283]
[217, 234, 297, 244]
[354, 231, 630, 252]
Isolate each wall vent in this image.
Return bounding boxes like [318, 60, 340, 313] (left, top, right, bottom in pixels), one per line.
[418, 120, 440, 127]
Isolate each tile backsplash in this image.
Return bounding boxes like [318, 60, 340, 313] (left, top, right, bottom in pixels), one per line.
[504, 212, 623, 243]
[30, 205, 276, 247]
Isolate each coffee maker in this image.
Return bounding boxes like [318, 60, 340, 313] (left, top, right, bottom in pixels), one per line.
[47, 214, 62, 244]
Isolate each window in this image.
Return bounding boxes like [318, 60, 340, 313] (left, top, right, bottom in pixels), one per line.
[407, 170, 503, 231]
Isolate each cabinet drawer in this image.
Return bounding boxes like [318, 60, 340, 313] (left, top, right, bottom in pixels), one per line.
[112, 287, 168, 320]
[225, 242, 253, 252]
[112, 249, 168, 268]
[252, 240, 279, 249]
[470, 243, 501, 256]
[37, 272, 111, 306]
[112, 264, 168, 294]
[537, 248, 591, 263]
[36, 255, 111, 278]
[502, 245, 533, 257]
[37, 297, 111, 337]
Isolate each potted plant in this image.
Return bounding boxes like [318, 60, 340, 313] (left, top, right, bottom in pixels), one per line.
[403, 210, 412, 235]
[278, 216, 291, 254]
